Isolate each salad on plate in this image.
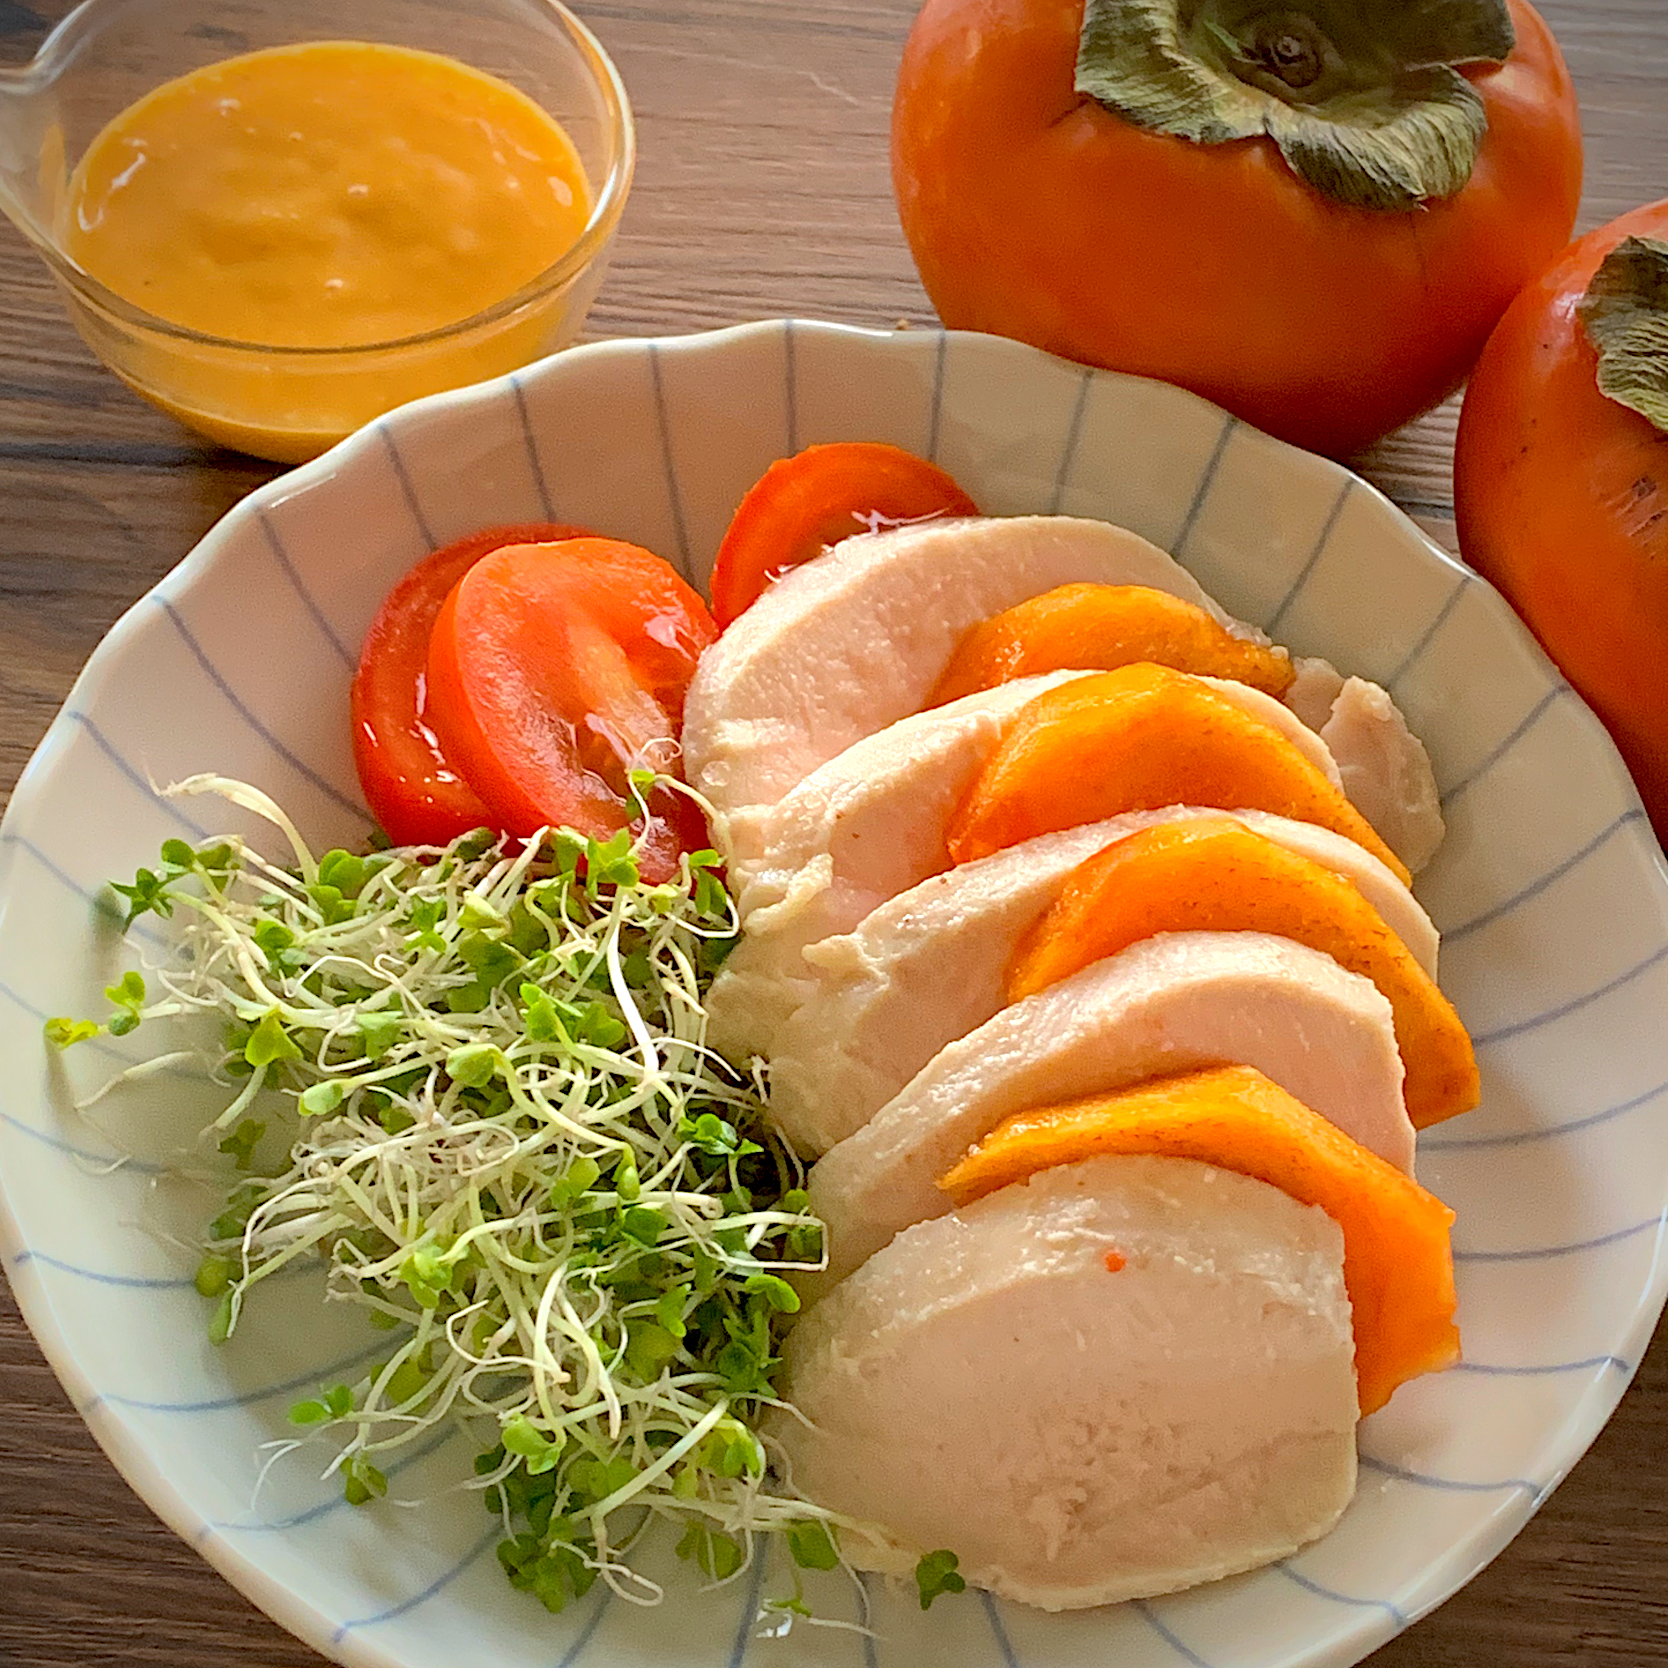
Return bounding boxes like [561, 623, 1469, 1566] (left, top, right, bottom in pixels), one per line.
[50, 439, 1478, 1621]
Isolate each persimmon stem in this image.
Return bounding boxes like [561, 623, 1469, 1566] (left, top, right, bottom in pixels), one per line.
[1075, 0, 1516, 210]
[1253, 22, 1325, 91]
[1580, 237, 1668, 436]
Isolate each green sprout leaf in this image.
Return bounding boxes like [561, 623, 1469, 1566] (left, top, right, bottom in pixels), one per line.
[216, 1118, 266, 1172]
[707, 1419, 764, 1480]
[786, 1519, 840, 1571]
[676, 1111, 760, 1157]
[244, 1010, 302, 1068]
[290, 1387, 351, 1427]
[253, 917, 298, 968]
[676, 1522, 744, 1581]
[502, 1416, 564, 1475]
[459, 893, 507, 932]
[620, 1206, 668, 1247]
[194, 842, 238, 876]
[99, 970, 149, 1036]
[109, 866, 176, 928]
[403, 897, 447, 954]
[383, 1355, 428, 1407]
[624, 1321, 679, 1381]
[548, 1156, 601, 1210]
[207, 1184, 260, 1245]
[585, 830, 640, 893]
[299, 1080, 345, 1117]
[44, 1016, 102, 1050]
[568, 1455, 635, 1506]
[401, 1242, 469, 1309]
[343, 1456, 387, 1506]
[612, 1155, 641, 1203]
[915, 1549, 967, 1610]
[653, 1284, 691, 1339]
[194, 1254, 233, 1298]
[445, 1042, 503, 1088]
[744, 1273, 801, 1314]
[357, 1010, 402, 1058]
[317, 849, 368, 898]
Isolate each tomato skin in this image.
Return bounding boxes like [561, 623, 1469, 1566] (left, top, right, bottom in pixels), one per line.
[351, 523, 589, 846]
[1455, 202, 1668, 847]
[709, 442, 980, 627]
[424, 541, 719, 882]
[892, 0, 1582, 459]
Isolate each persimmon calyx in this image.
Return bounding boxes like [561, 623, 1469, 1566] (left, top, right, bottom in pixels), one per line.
[1578, 236, 1668, 436]
[1075, 0, 1515, 211]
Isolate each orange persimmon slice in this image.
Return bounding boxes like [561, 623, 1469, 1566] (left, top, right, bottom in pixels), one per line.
[945, 663, 1410, 883]
[1009, 817, 1477, 1128]
[929, 583, 1295, 706]
[939, 1064, 1460, 1416]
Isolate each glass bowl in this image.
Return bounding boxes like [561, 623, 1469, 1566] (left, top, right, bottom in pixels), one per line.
[0, 0, 634, 463]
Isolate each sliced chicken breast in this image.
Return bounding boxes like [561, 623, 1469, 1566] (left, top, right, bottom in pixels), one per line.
[770, 1153, 1358, 1611]
[769, 808, 1437, 1154]
[682, 515, 1237, 863]
[1284, 657, 1444, 873]
[1321, 676, 1445, 875]
[725, 672, 1088, 917]
[1285, 655, 1347, 732]
[805, 931, 1411, 1292]
[706, 676, 1343, 1065]
[706, 675, 1087, 1063]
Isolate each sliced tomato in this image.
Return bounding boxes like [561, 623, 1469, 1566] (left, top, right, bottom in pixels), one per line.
[352, 523, 591, 845]
[424, 539, 719, 881]
[708, 441, 980, 627]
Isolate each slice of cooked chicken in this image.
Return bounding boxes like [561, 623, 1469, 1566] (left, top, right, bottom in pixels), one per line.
[768, 807, 1437, 1154]
[1321, 677, 1445, 875]
[706, 676, 1344, 1066]
[1284, 655, 1347, 732]
[769, 1153, 1358, 1611]
[804, 931, 1410, 1293]
[1284, 657, 1444, 873]
[705, 674, 1088, 1063]
[681, 515, 1238, 863]
[724, 672, 1089, 916]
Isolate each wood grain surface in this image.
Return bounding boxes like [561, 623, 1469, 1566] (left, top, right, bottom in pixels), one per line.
[3, 1, 1668, 1662]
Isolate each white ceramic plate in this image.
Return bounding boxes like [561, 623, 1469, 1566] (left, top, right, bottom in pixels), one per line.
[3, 321, 1667, 1668]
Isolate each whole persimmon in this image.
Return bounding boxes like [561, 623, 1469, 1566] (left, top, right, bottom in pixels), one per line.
[892, 0, 1582, 458]
[1455, 204, 1668, 847]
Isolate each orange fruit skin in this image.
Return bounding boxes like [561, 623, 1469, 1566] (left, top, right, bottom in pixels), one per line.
[945, 663, 1411, 883]
[1455, 201, 1668, 848]
[939, 1065, 1461, 1416]
[929, 583, 1296, 706]
[893, 0, 1582, 459]
[1009, 818, 1478, 1128]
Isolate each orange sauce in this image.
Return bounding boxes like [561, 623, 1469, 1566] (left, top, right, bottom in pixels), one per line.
[63, 41, 595, 459]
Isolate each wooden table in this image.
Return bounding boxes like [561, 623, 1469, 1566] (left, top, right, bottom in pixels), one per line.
[3, 1, 1668, 1662]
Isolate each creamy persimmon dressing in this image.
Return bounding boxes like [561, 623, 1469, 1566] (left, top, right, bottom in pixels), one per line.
[65, 41, 591, 349]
